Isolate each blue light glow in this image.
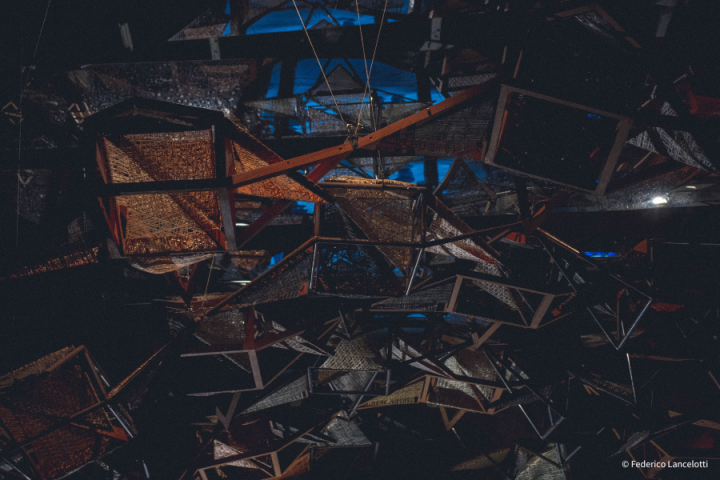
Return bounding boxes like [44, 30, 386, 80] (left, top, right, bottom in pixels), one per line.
[270, 252, 284, 265]
[584, 252, 618, 258]
[389, 158, 454, 185]
[294, 59, 444, 104]
[266, 62, 282, 98]
[295, 201, 315, 214]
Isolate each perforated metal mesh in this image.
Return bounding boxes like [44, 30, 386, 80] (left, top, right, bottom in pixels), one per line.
[455, 279, 524, 325]
[515, 444, 567, 480]
[233, 247, 312, 308]
[194, 308, 252, 372]
[280, 335, 332, 356]
[374, 280, 455, 312]
[321, 337, 385, 371]
[627, 116, 713, 171]
[437, 159, 494, 216]
[2, 214, 100, 281]
[230, 250, 269, 273]
[76, 61, 252, 113]
[443, 350, 497, 402]
[376, 97, 496, 159]
[315, 66, 365, 94]
[323, 417, 372, 447]
[327, 370, 377, 398]
[117, 130, 216, 182]
[119, 192, 221, 254]
[307, 108, 348, 135]
[325, 178, 421, 273]
[196, 308, 248, 346]
[169, 9, 229, 41]
[310, 95, 425, 132]
[0, 353, 115, 480]
[427, 377, 487, 413]
[0, 346, 75, 388]
[268, 321, 331, 355]
[320, 203, 366, 239]
[242, 377, 309, 414]
[103, 134, 223, 257]
[450, 448, 510, 471]
[574, 10, 621, 43]
[359, 379, 424, 408]
[339, 156, 418, 179]
[3, 247, 100, 280]
[128, 253, 214, 274]
[230, 123, 325, 202]
[426, 197, 501, 274]
[213, 440, 258, 469]
[316, 244, 400, 298]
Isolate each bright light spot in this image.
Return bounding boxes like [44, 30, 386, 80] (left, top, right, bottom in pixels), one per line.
[235, 223, 249, 227]
[652, 196, 668, 205]
[686, 185, 696, 189]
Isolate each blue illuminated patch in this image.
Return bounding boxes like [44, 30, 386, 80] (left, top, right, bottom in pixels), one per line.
[295, 201, 315, 214]
[270, 252, 284, 265]
[584, 252, 617, 257]
[266, 63, 282, 98]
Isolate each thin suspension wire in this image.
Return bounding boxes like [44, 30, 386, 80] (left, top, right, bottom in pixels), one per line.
[355, 1, 371, 104]
[354, 0, 389, 135]
[29, 0, 53, 74]
[291, 0, 346, 125]
[16, 0, 54, 246]
[200, 256, 216, 310]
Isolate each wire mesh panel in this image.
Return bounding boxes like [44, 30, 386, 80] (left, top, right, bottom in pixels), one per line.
[436, 159, 495, 216]
[451, 449, 511, 471]
[539, 230, 652, 348]
[309, 369, 383, 395]
[232, 247, 313, 308]
[0, 349, 125, 480]
[322, 416, 372, 447]
[426, 378, 488, 413]
[627, 99, 714, 171]
[321, 335, 386, 371]
[375, 95, 496, 159]
[196, 308, 248, 347]
[515, 444, 567, 480]
[357, 379, 426, 409]
[455, 279, 527, 325]
[91, 100, 302, 274]
[229, 121, 325, 202]
[213, 440, 261, 469]
[102, 130, 224, 259]
[72, 61, 254, 114]
[110, 130, 216, 182]
[127, 253, 215, 274]
[169, 9, 230, 40]
[374, 280, 455, 312]
[0, 210, 100, 281]
[242, 377, 309, 414]
[425, 196, 502, 274]
[320, 202, 367, 239]
[315, 244, 401, 298]
[119, 192, 221, 252]
[324, 178, 422, 273]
